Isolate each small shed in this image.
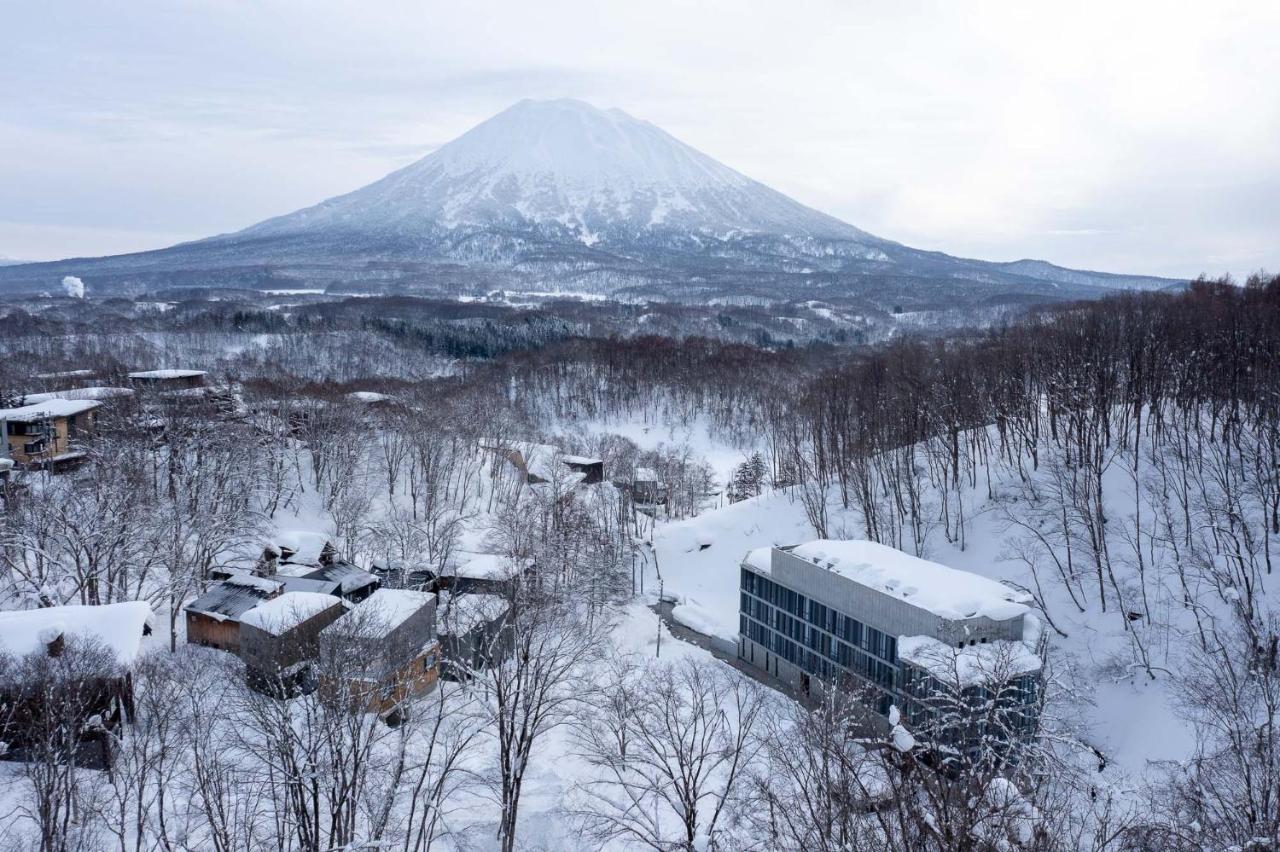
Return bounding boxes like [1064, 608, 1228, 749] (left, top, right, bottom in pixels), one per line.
[560, 454, 604, 485]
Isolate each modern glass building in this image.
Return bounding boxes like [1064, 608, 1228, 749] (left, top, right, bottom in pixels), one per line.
[738, 540, 1042, 746]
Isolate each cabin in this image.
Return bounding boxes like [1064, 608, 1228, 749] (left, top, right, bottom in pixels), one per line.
[0, 601, 153, 769]
[369, 559, 435, 591]
[436, 592, 513, 680]
[485, 440, 605, 487]
[320, 588, 441, 713]
[128, 369, 207, 390]
[424, 552, 530, 597]
[184, 573, 284, 654]
[0, 398, 101, 466]
[239, 592, 347, 695]
[257, 530, 339, 573]
[630, 466, 668, 505]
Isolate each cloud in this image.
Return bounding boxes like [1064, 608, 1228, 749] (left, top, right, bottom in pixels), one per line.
[0, 1, 1276, 277]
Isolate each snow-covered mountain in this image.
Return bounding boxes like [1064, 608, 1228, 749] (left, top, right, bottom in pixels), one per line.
[244, 98, 876, 245]
[0, 99, 1180, 307]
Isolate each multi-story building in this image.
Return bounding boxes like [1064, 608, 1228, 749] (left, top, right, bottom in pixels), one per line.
[0, 398, 101, 466]
[738, 540, 1042, 749]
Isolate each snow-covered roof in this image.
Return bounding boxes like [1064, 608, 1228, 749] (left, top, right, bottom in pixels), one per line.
[185, 573, 282, 621]
[437, 591, 509, 636]
[225, 572, 285, 594]
[35, 369, 95, 380]
[0, 458, 14, 472]
[786, 540, 1030, 621]
[0, 398, 101, 422]
[325, 589, 434, 639]
[128, 369, 207, 379]
[270, 530, 333, 566]
[897, 635, 1042, 689]
[0, 601, 152, 668]
[296, 561, 379, 594]
[346, 391, 392, 403]
[19, 387, 134, 404]
[446, 552, 517, 581]
[560, 454, 602, 466]
[240, 592, 341, 636]
[743, 546, 773, 572]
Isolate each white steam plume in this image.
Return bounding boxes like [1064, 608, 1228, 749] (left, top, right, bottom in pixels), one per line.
[61, 276, 85, 299]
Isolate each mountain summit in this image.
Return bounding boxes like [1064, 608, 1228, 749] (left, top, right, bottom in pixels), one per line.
[0, 99, 1178, 306]
[240, 98, 874, 244]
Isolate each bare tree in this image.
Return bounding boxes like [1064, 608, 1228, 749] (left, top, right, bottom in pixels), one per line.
[479, 583, 604, 852]
[570, 656, 765, 851]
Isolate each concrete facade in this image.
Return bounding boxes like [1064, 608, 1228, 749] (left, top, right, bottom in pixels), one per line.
[738, 543, 1040, 740]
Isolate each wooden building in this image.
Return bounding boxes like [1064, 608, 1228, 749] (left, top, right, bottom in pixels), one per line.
[184, 573, 284, 654]
[320, 588, 441, 713]
[421, 552, 530, 597]
[436, 592, 513, 680]
[239, 592, 347, 695]
[0, 601, 153, 769]
[0, 398, 101, 466]
[485, 440, 605, 487]
[127, 369, 207, 390]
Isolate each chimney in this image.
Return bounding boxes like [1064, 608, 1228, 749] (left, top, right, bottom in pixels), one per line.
[256, 546, 280, 577]
[39, 624, 66, 657]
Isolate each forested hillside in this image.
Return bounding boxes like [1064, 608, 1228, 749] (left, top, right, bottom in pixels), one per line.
[0, 275, 1276, 850]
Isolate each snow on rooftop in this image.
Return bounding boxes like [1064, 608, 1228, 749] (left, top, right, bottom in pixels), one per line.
[20, 387, 134, 404]
[0, 601, 153, 668]
[128, 369, 207, 379]
[224, 572, 284, 594]
[447, 552, 517, 580]
[271, 529, 332, 565]
[0, 398, 101, 422]
[240, 592, 340, 636]
[898, 635, 1042, 689]
[560, 453, 601, 466]
[437, 591, 509, 636]
[35, 369, 95, 379]
[787, 540, 1031, 621]
[743, 546, 773, 573]
[346, 391, 392, 403]
[325, 588, 434, 638]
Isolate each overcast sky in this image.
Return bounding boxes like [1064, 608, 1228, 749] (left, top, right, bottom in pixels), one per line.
[2, 1, 1277, 278]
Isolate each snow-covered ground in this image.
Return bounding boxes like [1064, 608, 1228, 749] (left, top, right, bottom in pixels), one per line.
[651, 439, 1200, 783]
